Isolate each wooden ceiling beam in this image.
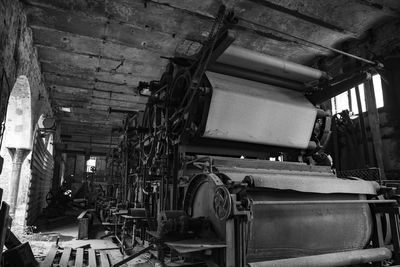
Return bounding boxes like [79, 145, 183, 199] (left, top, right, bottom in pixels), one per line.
[50, 84, 148, 104]
[25, 0, 210, 42]
[43, 72, 147, 96]
[52, 93, 145, 110]
[37, 45, 165, 77]
[41, 61, 160, 91]
[31, 26, 167, 63]
[25, 4, 198, 56]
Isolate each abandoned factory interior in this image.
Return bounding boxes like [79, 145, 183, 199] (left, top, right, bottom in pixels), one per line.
[3, 0, 400, 267]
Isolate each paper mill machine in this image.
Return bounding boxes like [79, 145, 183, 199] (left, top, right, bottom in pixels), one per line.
[126, 6, 400, 267]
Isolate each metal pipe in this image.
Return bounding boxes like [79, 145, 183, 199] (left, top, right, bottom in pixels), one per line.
[252, 199, 396, 205]
[209, 63, 305, 91]
[7, 148, 30, 218]
[217, 46, 328, 83]
[248, 247, 392, 267]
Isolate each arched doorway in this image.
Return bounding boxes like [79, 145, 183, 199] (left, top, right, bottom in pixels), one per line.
[0, 75, 33, 228]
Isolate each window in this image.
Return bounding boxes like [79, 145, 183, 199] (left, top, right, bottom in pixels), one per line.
[372, 74, 384, 108]
[86, 157, 96, 172]
[331, 74, 384, 115]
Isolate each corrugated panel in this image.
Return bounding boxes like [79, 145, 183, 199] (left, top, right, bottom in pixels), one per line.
[26, 133, 54, 225]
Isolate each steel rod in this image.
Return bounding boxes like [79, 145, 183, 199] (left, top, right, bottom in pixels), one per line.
[252, 199, 397, 205]
[239, 17, 378, 66]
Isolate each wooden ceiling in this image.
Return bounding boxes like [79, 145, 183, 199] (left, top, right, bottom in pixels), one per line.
[22, 0, 400, 154]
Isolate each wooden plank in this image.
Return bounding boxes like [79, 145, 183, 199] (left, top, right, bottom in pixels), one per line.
[31, 26, 165, 63]
[59, 247, 72, 267]
[355, 85, 370, 166]
[41, 61, 161, 89]
[77, 210, 89, 220]
[52, 91, 146, 107]
[99, 251, 110, 267]
[40, 245, 58, 267]
[37, 45, 165, 76]
[75, 248, 84, 267]
[364, 79, 386, 179]
[26, 0, 208, 42]
[49, 84, 148, 104]
[88, 249, 97, 267]
[26, 5, 182, 54]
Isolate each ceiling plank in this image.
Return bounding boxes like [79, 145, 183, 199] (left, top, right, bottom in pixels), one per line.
[31, 26, 167, 62]
[25, 4, 192, 55]
[52, 96, 145, 111]
[25, 0, 325, 63]
[26, 0, 210, 41]
[43, 72, 150, 95]
[49, 85, 148, 104]
[37, 45, 165, 76]
[41, 61, 160, 89]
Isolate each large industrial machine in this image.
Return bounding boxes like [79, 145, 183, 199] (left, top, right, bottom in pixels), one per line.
[113, 6, 400, 267]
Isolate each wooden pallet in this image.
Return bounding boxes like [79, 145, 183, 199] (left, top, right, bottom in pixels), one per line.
[40, 245, 110, 267]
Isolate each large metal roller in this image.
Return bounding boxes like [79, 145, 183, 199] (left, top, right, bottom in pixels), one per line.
[202, 72, 317, 149]
[216, 46, 328, 83]
[186, 170, 378, 264]
[248, 248, 392, 267]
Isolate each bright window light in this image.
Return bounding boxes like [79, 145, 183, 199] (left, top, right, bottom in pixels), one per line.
[372, 74, 384, 108]
[87, 157, 96, 173]
[330, 75, 383, 115]
[331, 91, 349, 114]
[60, 107, 71, 112]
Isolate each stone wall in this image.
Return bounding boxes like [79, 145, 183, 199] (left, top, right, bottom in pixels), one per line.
[0, 0, 54, 227]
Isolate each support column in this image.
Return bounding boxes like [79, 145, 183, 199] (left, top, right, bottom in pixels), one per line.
[7, 147, 30, 219]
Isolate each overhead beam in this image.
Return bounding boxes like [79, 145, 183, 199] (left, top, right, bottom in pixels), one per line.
[51, 89, 146, 106]
[50, 84, 147, 103]
[62, 140, 118, 147]
[43, 72, 149, 96]
[31, 26, 166, 63]
[41, 61, 160, 90]
[25, 4, 200, 55]
[25, 0, 327, 63]
[58, 116, 124, 127]
[246, 0, 355, 35]
[25, 0, 211, 42]
[37, 45, 164, 77]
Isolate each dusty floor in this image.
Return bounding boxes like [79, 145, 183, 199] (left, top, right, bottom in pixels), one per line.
[16, 210, 158, 266]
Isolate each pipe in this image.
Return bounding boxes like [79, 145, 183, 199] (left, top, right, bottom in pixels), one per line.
[217, 46, 328, 83]
[248, 248, 392, 267]
[7, 148, 30, 219]
[209, 63, 305, 91]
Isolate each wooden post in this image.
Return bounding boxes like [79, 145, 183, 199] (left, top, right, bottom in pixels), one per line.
[364, 78, 386, 179]
[226, 218, 235, 267]
[355, 85, 370, 166]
